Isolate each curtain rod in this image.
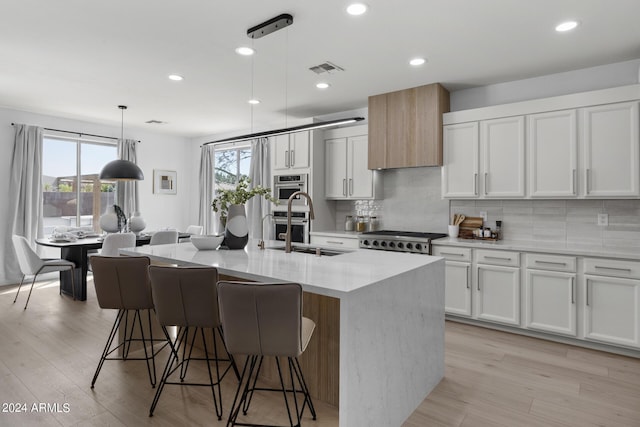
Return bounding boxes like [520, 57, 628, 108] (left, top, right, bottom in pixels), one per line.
[201, 117, 365, 146]
[11, 123, 141, 143]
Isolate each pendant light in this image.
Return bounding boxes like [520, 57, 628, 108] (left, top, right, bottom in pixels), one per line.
[99, 105, 144, 181]
[202, 14, 364, 147]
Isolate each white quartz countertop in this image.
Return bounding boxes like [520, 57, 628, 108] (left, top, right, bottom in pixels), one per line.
[433, 237, 640, 260]
[309, 230, 362, 239]
[121, 240, 441, 298]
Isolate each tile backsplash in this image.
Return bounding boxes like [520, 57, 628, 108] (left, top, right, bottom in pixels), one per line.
[450, 199, 640, 247]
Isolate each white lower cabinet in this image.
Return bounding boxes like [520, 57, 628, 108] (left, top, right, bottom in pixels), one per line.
[433, 247, 472, 317]
[476, 263, 520, 326]
[309, 234, 360, 249]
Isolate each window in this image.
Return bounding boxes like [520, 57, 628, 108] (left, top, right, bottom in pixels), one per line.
[42, 134, 117, 234]
[214, 144, 251, 190]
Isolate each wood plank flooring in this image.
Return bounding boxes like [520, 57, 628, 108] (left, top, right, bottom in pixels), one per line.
[1, 279, 639, 426]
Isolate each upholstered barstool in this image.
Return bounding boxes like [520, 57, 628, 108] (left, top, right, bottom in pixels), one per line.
[90, 256, 166, 388]
[147, 265, 239, 420]
[217, 281, 317, 427]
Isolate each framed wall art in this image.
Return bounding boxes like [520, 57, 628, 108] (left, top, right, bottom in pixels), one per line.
[153, 169, 177, 195]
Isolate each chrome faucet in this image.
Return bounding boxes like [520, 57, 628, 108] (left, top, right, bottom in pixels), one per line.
[257, 213, 273, 250]
[283, 191, 314, 253]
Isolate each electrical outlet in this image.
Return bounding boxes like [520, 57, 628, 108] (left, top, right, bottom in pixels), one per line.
[597, 213, 609, 226]
[479, 211, 488, 221]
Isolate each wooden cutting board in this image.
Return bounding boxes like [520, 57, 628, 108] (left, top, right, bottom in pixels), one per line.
[459, 216, 483, 238]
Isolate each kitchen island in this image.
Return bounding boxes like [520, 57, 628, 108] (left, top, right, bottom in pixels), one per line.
[121, 240, 445, 427]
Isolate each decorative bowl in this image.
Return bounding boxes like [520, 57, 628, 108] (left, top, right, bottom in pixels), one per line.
[191, 234, 224, 250]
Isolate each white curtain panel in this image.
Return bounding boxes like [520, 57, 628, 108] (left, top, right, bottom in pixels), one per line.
[5, 124, 44, 280]
[247, 137, 271, 240]
[116, 138, 139, 216]
[198, 145, 216, 234]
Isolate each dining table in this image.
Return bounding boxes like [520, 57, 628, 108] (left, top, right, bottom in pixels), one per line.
[35, 232, 189, 301]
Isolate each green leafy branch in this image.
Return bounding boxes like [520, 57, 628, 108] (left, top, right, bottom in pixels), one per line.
[212, 176, 278, 219]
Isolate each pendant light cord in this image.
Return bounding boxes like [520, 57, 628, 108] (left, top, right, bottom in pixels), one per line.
[118, 105, 127, 141]
[284, 27, 288, 128]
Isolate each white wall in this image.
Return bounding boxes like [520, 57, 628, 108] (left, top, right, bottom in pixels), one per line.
[0, 107, 191, 285]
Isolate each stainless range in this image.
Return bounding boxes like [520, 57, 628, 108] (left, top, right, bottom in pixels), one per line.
[358, 230, 448, 255]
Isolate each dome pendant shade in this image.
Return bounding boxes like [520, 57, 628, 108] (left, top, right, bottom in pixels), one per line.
[99, 159, 144, 180]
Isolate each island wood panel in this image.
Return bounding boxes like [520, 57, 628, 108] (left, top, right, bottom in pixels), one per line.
[206, 274, 341, 407]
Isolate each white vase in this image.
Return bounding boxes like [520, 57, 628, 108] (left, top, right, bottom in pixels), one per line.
[224, 204, 248, 249]
[129, 211, 146, 233]
[99, 205, 119, 233]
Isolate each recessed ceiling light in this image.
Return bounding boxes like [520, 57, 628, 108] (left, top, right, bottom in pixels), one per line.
[409, 58, 426, 66]
[235, 46, 255, 56]
[316, 82, 330, 89]
[168, 74, 183, 81]
[555, 20, 579, 32]
[248, 99, 260, 105]
[346, 3, 368, 16]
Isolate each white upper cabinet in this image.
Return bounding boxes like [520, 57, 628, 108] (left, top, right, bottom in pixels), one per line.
[528, 110, 578, 197]
[325, 134, 376, 199]
[273, 131, 310, 171]
[583, 101, 640, 197]
[480, 116, 526, 198]
[442, 122, 479, 198]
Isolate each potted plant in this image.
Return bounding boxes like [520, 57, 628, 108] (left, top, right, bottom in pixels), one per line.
[212, 176, 278, 249]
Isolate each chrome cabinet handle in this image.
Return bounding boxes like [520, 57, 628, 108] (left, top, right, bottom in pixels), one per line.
[571, 277, 575, 304]
[477, 270, 481, 291]
[572, 169, 576, 195]
[484, 172, 488, 195]
[485, 256, 512, 261]
[290, 149, 295, 166]
[466, 265, 470, 289]
[349, 178, 353, 195]
[474, 173, 478, 195]
[586, 279, 590, 306]
[441, 252, 464, 257]
[285, 150, 289, 167]
[586, 168, 591, 194]
[343, 179, 347, 196]
[326, 240, 344, 245]
[594, 266, 632, 272]
[534, 260, 567, 266]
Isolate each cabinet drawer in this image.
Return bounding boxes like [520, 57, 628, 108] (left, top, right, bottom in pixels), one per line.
[309, 235, 360, 249]
[584, 258, 640, 279]
[432, 246, 472, 262]
[526, 253, 576, 272]
[476, 249, 520, 267]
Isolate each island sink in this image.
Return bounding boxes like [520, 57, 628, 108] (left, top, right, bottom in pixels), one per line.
[267, 245, 345, 256]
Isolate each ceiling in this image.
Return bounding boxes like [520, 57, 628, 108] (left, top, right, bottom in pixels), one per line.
[2, 0, 640, 138]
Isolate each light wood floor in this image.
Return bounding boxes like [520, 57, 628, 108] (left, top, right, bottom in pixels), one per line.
[1, 279, 639, 427]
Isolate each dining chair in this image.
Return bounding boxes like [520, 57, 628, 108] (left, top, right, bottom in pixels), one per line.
[150, 230, 179, 245]
[98, 232, 136, 256]
[180, 225, 203, 242]
[217, 281, 317, 427]
[12, 234, 76, 309]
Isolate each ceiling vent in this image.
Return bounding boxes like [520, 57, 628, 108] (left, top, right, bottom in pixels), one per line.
[145, 120, 165, 124]
[309, 61, 345, 74]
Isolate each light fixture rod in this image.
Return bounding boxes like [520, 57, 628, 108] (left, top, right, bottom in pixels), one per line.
[203, 117, 365, 146]
[247, 13, 293, 39]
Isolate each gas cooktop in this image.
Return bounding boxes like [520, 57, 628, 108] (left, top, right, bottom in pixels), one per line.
[359, 230, 447, 254]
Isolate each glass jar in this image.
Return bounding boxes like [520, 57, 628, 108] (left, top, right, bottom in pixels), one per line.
[345, 215, 355, 231]
[356, 216, 366, 232]
[369, 216, 379, 231]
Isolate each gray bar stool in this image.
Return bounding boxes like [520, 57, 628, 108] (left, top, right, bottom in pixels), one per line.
[148, 265, 240, 420]
[89, 256, 167, 388]
[217, 281, 317, 427]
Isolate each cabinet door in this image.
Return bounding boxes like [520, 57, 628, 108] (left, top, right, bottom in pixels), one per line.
[584, 275, 640, 348]
[475, 264, 520, 326]
[529, 110, 577, 197]
[445, 261, 472, 317]
[290, 131, 310, 169]
[325, 138, 347, 198]
[583, 102, 640, 197]
[525, 270, 577, 336]
[480, 116, 526, 198]
[442, 122, 479, 198]
[347, 135, 374, 198]
[273, 135, 291, 171]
